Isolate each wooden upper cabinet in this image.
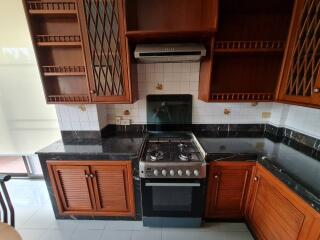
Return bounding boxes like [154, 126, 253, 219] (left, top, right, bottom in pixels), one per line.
[91, 164, 135, 216]
[77, 0, 136, 103]
[23, 0, 136, 104]
[277, 0, 320, 108]
[125, 0, 218, 40]
[205, 162, 254, 219]
[198, 0, 294, 102]
[47, 161, 135, 217]
[23, 0, 91, 104]
[246, 165, 316, 240]
[48, 165, 95, 213]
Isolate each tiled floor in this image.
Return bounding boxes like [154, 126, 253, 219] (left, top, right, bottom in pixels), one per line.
[6, 179, 254, 240]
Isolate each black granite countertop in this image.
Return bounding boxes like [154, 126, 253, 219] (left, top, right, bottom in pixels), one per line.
[36, 136, 144, 158]
[196, 136, 320, 212]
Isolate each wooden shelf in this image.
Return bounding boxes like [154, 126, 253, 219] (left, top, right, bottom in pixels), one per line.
[126, 29, 215, 41]
[36, 35, 81, 46]
[47, 94, 90, 103]
[210, 93, 274, 102]
[27, 1, 77, 15]
[214, 41, 285, 54]
[42, 66, 86, 76]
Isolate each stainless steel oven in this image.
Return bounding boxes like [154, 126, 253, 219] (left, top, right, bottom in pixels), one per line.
[139, 95, 207, 227]
[141, 178, 206, 227]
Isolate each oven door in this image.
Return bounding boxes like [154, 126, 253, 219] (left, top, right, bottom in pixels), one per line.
[141, 179, 205, 218]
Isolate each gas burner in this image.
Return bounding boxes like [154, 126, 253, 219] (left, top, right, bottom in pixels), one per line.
[178, 143, 188, 149]
[179, 152, 191, 161]
[150, 150, 164, 161]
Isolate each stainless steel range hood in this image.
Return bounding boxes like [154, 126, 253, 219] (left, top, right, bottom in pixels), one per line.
[134, 43, 206, 63]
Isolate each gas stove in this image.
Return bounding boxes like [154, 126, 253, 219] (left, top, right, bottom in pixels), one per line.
[139, 132, 206, 179]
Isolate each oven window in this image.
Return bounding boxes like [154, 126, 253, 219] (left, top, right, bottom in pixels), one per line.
[152, 187, 192, 212]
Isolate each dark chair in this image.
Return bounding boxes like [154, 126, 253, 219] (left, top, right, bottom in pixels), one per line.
[0, 174, 15, 227]
[0, 174, 21, 240]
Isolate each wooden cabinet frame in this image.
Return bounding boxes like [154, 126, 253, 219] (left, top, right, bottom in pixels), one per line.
[47, 160, 135, 217]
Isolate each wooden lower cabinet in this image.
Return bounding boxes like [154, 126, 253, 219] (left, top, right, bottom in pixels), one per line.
[308, 217, 320, 240]
[246, 164, 317, 240]
[47, 161, 135, 217]
[205, 161, 255, 219]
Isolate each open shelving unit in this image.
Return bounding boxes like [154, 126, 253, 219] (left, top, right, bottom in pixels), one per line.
[199, 0, 295, 102]
[27, 1, 77, 15]
[24, 0, 90, 103]
[42, 66, 86, 76]
[211, 93, 274, 102]
[36, 35, 82, 46]
[214, 40, 285, 54]
[125, 0, 218, 42]
[47, 94, 90, 103]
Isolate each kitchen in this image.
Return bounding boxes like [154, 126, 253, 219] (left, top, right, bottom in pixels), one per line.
[0, 0, 319, 239]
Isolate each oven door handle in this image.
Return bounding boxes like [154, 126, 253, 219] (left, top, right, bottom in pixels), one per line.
[145, 182, 201, 187]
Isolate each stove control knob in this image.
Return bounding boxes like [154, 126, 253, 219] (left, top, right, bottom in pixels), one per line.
[169, 169, 175, 176]
[194, 170, 200, 176]
[162, 169, 167, 176]
[153, 169, 159, 176]
[185, 169, 191, 176]
[177, 169, 183, 176]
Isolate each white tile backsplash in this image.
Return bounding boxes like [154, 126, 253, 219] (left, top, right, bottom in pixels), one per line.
[55, 105, 103, 131]
[54, 62, 320, 138]
[104, 63, 275, 125]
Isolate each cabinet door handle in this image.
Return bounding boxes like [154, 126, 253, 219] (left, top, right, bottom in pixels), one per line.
[254, 177, 259, 181]
[85, 174, 89, 178]
[314, 88, 320, 93]
[214, 175, 219, 179]
[90, 174, 95, 178]
[90, 90, 96, 94]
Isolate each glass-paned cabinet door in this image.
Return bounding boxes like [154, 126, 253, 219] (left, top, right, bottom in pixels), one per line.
[278, 0, 320, 107]
[78, 0, 132, 102]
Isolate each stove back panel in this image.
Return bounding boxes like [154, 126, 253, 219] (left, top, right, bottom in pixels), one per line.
[147, 94, 192, 128]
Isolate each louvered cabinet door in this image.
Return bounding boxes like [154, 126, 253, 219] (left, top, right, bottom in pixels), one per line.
[205, 162, 253, 219]
[77, 0, 133, 103]
[246, 166, 316, 240]
[48, 164, 95, 214]
[278, 0, 320, 107]
[90, 162, 135, 216]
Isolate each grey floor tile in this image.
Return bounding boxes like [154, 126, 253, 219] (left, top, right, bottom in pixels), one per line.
[131, 230, 162, 240]
[105, 220, 151, 231]
[71, 229, 103, 240]
[17, 229, 46, 240]
[100, 230, 132, 240]
[14, 206, 38, 228]
[76, 220, 107, 230]
[162, 230, 213, 240]
[50, 219, 79, 231]
[39, 229, 74, 240]
[209, 231, 254, 240]
[202, 222, 250, 232]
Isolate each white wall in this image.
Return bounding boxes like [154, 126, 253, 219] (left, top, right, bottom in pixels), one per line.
[270, 103, 320, 138]
[0, 0, 60, 154]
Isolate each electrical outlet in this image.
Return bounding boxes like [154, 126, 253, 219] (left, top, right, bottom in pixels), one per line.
[121, 119, 131, 125]
[261, 112, 271, 119]
[115, 116, 122, 125]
